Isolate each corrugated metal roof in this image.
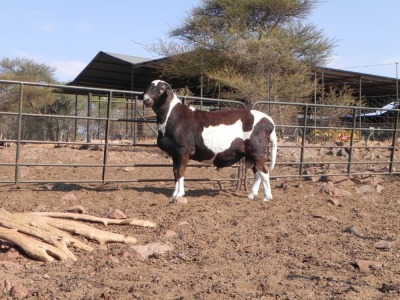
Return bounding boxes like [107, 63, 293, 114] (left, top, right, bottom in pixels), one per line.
[315, 67, 399, 97]
[104, 52, 152, 65]
[68, 51, 165, 91]
[68, 51, 399, 99]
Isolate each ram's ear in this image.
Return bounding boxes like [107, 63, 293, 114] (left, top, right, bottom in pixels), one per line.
[165, 83, 174, 98]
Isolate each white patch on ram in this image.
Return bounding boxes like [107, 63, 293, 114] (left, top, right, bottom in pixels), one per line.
[201, 110, 265, 154]
[158, 95, 181, 135]
[151, 79, 164, 86]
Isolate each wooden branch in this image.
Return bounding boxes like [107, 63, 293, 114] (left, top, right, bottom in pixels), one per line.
[0, 217, 83, 261]
[0, 208, 156, 262]
[46, 218, 137, 245]
[0, 227, 70, 262]
[25, 212, 157, 227]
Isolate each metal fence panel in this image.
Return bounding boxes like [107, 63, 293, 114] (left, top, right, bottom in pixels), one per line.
[0, 80, 399, 188]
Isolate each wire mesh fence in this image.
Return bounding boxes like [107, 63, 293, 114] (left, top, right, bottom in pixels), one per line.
[0, 80, 399, 186]
[252, 100, 400, 180]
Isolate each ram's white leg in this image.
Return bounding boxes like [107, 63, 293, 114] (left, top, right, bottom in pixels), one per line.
[259, 171, 272, 201]
[172, 177, 185, 198]
[248, 171, 261, 200]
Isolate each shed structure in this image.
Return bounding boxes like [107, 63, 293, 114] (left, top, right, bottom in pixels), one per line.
[69, 51, 399, 101]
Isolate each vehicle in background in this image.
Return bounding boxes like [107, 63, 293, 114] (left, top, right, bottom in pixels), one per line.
[342, 101, 399, 123]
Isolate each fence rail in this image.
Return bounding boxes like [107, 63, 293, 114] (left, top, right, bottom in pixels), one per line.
[0, 80, 399, 189]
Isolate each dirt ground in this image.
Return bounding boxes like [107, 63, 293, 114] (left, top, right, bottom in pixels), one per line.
[1, 146, 400, 299]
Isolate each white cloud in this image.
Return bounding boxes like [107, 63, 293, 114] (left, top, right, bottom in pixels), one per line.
[325, 55, 350, 69]
[11, 50, 41, 60]
[381, 57, 400, 65]
[7, 51, 85, 82]
[41, 23, 57, 33]
[50, 60, 86, 82]
[73, 21, 91, 34]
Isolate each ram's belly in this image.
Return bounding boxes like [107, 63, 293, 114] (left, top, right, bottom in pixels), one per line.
[201, 120, 251, 154]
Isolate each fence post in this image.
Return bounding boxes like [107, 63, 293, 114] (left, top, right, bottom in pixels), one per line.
[299, 104, 308, 179]
[102, 91, 113, 183]
[389, 109, 400, 174]
[133, 96, 137, 145]
[125, 97, 129, 140]
[87, 93, 92, 143]
[74, 93, 78, 141]
[14, 83, 24, 184]
[130, 98, 134, 143]
[347, 106, 358, 175]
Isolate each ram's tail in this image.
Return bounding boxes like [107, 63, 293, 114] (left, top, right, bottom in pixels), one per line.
[269, 128, 278, 171]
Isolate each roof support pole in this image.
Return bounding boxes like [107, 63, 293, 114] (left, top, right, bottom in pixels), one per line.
[314, 72, 317, 131]
[396, 62, 398, 101]
[131, 65, 134, 90]
[87, 93, 92, 143]
[200, 75, 203, 98]
[359, 77, 362, 133]
[74, 93, 78, 141]
[268, 70, 272, 101]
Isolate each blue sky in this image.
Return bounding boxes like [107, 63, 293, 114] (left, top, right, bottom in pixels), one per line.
[310, 0, 400, 79]
[1, 0, 399, 82]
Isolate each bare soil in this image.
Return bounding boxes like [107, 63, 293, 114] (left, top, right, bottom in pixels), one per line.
[1, 146, 400, 299]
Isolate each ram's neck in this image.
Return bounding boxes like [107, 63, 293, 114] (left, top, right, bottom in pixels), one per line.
[156, 95, 183, 135]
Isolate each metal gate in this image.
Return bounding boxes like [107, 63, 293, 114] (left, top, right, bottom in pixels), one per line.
[0, 80, 399, 188]
[0, 80, 245, 189]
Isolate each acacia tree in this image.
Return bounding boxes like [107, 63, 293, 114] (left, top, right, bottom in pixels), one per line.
[0, 57, 57, 112]
[0, 57, 74, 140]
[152, 0, 336, 106]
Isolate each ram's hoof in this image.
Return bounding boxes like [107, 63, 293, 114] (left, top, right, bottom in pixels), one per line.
[247, 193, 257, 200]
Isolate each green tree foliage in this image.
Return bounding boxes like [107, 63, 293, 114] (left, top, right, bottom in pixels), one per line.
[0, 57, 75, 141]
[0, 57, 57, 112]
[0, 57, 56, 82]
[153, 0, 336, 105]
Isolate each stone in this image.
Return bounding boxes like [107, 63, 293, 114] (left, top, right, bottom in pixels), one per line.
[63, 205, 87, 214]
[354, 259, 382, 272]
[319, 182, 351, 196]
[106, 208, 127, 219]
[355, 185, 375, 195]
[173, 197, 188, 204]
[123, 242, 173, 261]
[164, 230, 177, 239]
[61, 192, 77, 201]
[374, 240, 400, 250]
[327, 198, 340, 206]
[0, 249, 19, 261]
[376, 185, 384, 193]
